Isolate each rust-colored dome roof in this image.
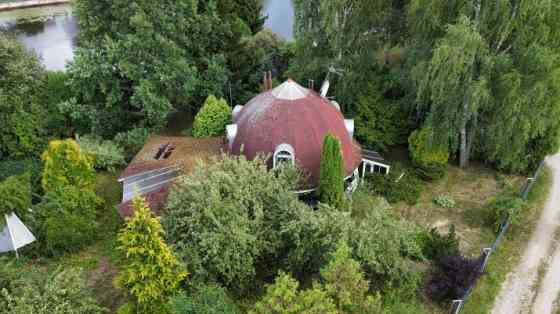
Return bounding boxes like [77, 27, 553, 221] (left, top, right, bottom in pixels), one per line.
[230, 79, 362, 186]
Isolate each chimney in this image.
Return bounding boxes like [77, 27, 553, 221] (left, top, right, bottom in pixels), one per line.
[267, 71, 273, 90]
[320, 79, 330, 97]
[308, 79, 315, 90]
[263, 72, 268, 91]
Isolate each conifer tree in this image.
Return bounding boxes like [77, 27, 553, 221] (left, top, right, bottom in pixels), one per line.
[318, 133, 344, 208]
[117, 196, 187, 313]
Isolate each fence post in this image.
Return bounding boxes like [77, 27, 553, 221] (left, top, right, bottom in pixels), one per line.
[451, 299, 464, 314]
[480, 248, 492, 272]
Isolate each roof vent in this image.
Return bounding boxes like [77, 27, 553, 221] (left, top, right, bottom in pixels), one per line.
[344, 119, 355, 138]
[320, 79, 330, 97]
[331, 101, 341, 111]
[226, 124, 238, 149]
[232, 105, 244, 121]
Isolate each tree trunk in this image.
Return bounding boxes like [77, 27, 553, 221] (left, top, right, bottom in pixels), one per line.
[460, 124, 469, 168]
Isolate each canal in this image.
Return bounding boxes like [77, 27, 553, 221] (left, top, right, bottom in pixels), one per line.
[0, 1, 294, 71]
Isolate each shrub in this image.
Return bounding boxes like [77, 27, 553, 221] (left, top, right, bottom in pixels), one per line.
[434, 194, 456, 208]
[408, 128, 449, 180]
[192, 95, 231, 138]
[78, 134, 126, 172]
[0, 173, 32, 219]
[114, 128, 150, 161]
[41, 139, 96, 193]
[426, 255, 482, 302]
[163, 154, 305, 291]
[117, 197, 187, 313]
[317, 133, 345, 208]
[0, 267, 106, 314]
[417, 225, 460, 262]
[483, 189, 524, 231]
[250, 272, 337, 314]
[365, 167, 423, 205]
[33, 185, 101, 255]
[167, 284, 240, 314]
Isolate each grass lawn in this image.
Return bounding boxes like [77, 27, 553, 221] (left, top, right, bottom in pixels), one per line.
[391, 163, 524, 256]
[461, 166, 552, 314]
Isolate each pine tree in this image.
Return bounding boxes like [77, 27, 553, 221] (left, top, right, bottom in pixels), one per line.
[318, 133, 345, 208]
[117, 197, 187, 312]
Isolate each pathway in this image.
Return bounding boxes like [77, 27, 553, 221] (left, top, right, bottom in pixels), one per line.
[492, 154, 560, 314]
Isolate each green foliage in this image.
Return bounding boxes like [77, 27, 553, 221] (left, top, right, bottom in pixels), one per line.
[33, 185, 101, 255]
[114, 128, 150, 161]
[41, 139, 96, 193]
[417, 226, 460, 262]
[0, 173, 31, 219]
[192, 95, 231, 138]
[483, 189, 525, 231]
[0, 267, 105, 314]
[78, 135, 126, 172]
[0, 32, 47, 159]
[167, 284, 240, 314]
[250, 272, 337, 314]
[366, 169, 423, 205]
[318, 134, 345, 208]
[433, 195, 456, 208]
[321, 242, 383, 313]
[40, 71, 73, 138]
[164, 154, 305, 291]
[117, 197, 187, 312]
[408, 128, 449, 180]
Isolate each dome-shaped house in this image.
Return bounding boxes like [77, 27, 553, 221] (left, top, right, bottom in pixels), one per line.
[226, 78, 362, 187]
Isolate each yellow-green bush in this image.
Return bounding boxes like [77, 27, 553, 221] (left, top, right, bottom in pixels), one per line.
[408, 128, 449, 180]
[192, 95, 231, 138]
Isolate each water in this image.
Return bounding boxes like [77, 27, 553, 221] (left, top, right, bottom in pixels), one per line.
[0, 4, 76, 71]
[0, 1, 294, 71]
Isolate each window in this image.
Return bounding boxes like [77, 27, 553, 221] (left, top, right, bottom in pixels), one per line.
[273, 143, 295, 169]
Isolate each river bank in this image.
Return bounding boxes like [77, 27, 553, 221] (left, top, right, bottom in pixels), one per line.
[0, 0, 69, 12]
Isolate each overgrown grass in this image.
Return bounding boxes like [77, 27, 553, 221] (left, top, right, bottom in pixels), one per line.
[461, 166, 552, 314]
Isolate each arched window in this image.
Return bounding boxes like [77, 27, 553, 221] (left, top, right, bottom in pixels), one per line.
[273, 143, 295, 168]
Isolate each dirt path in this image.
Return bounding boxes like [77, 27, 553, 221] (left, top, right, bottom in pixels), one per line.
[492, 154, 560, 314]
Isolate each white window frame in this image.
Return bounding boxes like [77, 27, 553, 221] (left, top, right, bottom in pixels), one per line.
[273, 143, 295, 169]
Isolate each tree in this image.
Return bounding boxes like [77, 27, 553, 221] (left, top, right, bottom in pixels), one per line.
[321, 242, 382, 314]
[117, 196, 187, 313]
[415, 16, 490, 168]
[167, 284, 240, 314]
[0, 32, 47, 159]
[408, 128, 449, 180]
[41, 139, 96, 193]
[192, 95, 231, 138]
[0, 173, 31, 220]
[250, 272, 338, 314]
[318, 134, 345, 208]
[163, 154, 305, 291]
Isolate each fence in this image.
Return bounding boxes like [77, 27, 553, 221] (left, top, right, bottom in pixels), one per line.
[449, 158, 547, 314]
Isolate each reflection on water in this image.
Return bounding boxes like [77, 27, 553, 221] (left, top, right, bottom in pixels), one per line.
[263, 0, 294, 40]
[0, 2, 294, 71]
[0, 4, 77, 70]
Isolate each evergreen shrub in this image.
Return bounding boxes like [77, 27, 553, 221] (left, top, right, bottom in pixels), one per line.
[192, 95, 231, 138]
[408, 128, 449, 180]
[317, 133, 345, 208]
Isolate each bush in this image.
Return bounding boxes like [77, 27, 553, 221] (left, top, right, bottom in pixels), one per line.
[167, 284, 240, 314]
[114, 128, 150, 161]
[408, 128, 449, 180]
[33, 185, 101, 255]
[41, 139, 96, 193]
[425, 255, 482, 302]
[0, 267, 106, 314]
[317, 133, 345, 208]
[117, 197, 187, 313]
[192, 95, 231, 138]
[417, 225, 460, 262]
[365, 167, 423, 205]
[78, 135, 126, 172]
[163, 154, 305, 291]
[434, 194, 456, 208]
[481, 185, 525, 231]
[0, 173, 32, 219]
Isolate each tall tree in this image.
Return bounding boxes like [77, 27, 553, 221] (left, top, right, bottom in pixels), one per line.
[318, 134, 345, 208]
